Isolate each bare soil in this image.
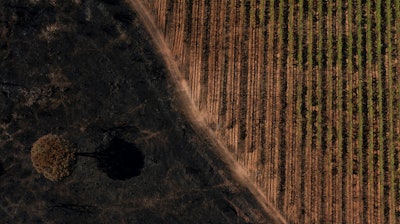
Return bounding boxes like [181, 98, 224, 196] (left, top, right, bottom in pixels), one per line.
[140, 1, 400, 223]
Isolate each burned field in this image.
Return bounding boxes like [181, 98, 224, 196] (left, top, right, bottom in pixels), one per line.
[0, 0, 278, 223]
[142, 0, 400, 223]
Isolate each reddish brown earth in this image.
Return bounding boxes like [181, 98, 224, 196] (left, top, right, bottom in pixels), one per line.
[138, 0, 400, 223]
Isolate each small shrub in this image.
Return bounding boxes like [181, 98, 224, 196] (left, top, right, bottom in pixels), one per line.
[31, 134, 76, 181]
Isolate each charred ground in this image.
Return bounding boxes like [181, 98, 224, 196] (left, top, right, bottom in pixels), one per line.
[0, 0, 275, 223]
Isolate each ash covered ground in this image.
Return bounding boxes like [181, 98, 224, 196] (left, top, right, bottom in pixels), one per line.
[0, 0, 275, 223]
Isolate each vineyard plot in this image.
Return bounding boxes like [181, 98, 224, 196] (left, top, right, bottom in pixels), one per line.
[140, 0, 400, 223]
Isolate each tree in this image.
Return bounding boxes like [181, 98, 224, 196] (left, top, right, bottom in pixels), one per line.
[31, 134, 76, 181]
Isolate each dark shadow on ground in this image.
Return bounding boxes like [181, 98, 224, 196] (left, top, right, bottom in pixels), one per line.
[99, 138, 144, 180]
[78, 138, 144, 180]
[0, 162, 3, 176]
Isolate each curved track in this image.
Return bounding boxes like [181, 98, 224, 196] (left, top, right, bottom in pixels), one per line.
[125, 0, 288, 223]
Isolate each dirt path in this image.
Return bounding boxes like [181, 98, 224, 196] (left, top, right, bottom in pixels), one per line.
[125, 0, 288, 223]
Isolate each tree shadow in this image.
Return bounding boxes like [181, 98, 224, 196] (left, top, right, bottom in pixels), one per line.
[0, 162, 3, 176]
[78, 138, 144, 180]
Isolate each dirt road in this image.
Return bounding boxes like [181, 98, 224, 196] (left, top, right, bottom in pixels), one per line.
[125, 0, 288, 223]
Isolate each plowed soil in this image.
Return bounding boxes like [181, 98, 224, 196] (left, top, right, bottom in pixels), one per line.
[139, 0, 400, 223]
